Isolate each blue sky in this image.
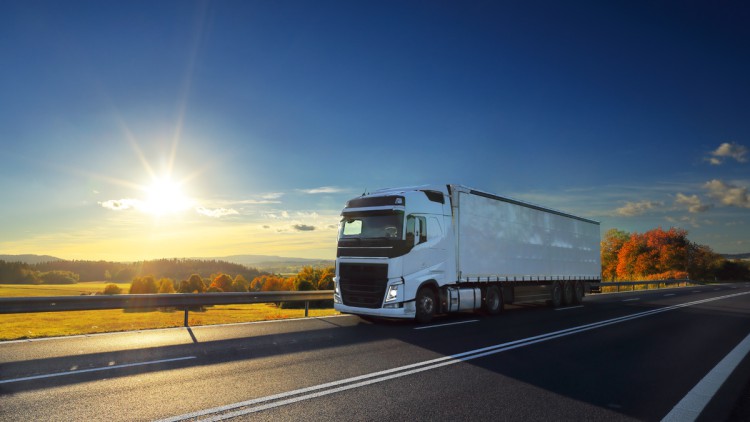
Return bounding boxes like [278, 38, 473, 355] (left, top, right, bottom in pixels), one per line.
[1, 1, 748, 260]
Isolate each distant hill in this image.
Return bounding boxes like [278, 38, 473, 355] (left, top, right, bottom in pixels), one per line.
[0, 254, 62, 264]
[1, 253, 332, 277]
[195, 255, 334, 274]
[723, 253, 750, 260]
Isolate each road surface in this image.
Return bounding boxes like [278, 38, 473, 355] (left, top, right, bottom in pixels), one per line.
[2, 283, 750, 421]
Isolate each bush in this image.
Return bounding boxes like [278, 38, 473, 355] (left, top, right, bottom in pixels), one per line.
[102, 284, 122, 295]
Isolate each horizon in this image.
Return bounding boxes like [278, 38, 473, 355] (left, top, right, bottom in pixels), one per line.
[1, 2, 749, 260]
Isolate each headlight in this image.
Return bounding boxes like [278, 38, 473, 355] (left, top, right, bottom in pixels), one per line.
[334, 280, 342, 304]
[385, 284, 400, 303]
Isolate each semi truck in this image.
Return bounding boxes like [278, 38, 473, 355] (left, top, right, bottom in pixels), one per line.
[333, 184, 601, 323]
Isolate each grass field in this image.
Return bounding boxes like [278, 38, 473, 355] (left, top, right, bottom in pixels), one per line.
[0, 282, 338, 341]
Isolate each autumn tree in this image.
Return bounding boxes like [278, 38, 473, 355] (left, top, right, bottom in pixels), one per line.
[232, 274, 250, 292]
[210, 273, 234, 292]
[178, 274, 206, 293]
[103, 284, 122, 295]
[317, 267, 335, 290]
[601, 229, 629, 281]
[129, 275, 158, 294]
[158, 277, 176, 293]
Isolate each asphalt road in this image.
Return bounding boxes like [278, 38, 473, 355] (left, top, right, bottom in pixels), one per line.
[2, 283, 750, 421]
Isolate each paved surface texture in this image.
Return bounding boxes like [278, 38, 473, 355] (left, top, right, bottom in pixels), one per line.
[1, 283, 749, 421]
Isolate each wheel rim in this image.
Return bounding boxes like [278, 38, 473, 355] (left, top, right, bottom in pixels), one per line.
[488, 289, 500, 310]
[420, 294, 434, 314]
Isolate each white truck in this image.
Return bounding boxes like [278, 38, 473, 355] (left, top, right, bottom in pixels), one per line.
[333, 184, 601, 322]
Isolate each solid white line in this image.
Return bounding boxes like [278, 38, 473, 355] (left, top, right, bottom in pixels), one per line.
[413, 320, 480, 330]
[160, 291, 750, 422]
[554, 306, 584, 311]
[0, 356, 197, 384]
[664, 293, 676, 297]
[622, 298, 641, 302]
[661, 331, 750, 422]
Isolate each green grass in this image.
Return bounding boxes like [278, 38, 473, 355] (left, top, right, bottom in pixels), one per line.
[0, 283, 338, 341]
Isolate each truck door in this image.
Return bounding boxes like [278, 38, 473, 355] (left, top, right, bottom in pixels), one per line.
[403, 215, 447, 281]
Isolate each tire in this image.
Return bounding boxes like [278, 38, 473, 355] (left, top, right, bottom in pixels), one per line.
[415, 287, 436, 323]
[572, 281, 584, 305]
[562, 281, 574, 306]
[550, 281, 563, 308]
[482, 285, 503, 315]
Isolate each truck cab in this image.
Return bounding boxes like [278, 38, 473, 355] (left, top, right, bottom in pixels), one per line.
[333, 185, 454, 320]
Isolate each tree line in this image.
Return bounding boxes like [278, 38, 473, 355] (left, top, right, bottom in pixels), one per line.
[102, 266, 334, 295]
[0, 258, 263, 285]
[601, 227, 749, 282]
[0, 261, 79, 285]
[102, 266, 335, 308]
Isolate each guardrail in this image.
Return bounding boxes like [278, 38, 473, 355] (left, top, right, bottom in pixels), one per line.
[0, 290, 334, 327]
[589, 279, 696, 293]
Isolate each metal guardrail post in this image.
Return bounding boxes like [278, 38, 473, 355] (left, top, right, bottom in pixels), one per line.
[305, 301, 309, 317]
[184, 308, 189, 327]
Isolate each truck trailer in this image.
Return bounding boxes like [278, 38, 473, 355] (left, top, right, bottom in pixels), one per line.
[333, 184, 601, 323]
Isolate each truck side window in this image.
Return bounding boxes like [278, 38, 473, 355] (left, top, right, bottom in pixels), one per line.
[406, 215, 427, 245]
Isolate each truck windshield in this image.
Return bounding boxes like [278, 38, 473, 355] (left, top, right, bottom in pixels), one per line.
[339, 211, 404, 240]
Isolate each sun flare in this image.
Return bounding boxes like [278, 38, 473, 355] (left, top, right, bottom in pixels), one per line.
[142, 177, 193, 216]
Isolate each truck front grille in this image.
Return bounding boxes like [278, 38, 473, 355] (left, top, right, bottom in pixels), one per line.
[339, 263, 388, 309]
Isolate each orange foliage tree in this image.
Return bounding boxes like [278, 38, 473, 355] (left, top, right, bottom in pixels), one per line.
[603, 227, 720, 281]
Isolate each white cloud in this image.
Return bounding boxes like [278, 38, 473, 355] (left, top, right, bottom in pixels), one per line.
[196, 207, 240, 218]
[674, 193, 711, 213]
[300, 186, 346, 194]
[261, 192, 285, 200]
[708, 142, 748, 165]
[704, 179, 750, 208]
[615, 200, 664, 216]
[99, 198, 143, 211]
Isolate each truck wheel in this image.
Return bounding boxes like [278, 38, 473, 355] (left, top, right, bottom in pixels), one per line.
[550, 281, 563, 308]
[483, 285, 503, 315]
[415, 287, 436, 323]
[562, 281, 574, 306]
[572, 281, 584, 305]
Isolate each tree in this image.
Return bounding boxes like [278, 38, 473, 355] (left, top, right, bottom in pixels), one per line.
[158, 278, 176, 293]
[178, 274, 206, 293]
[317, 267, 335, 290]
[601, 228, 629, 281]
[39, 270, 79, 284]
[210, 273, 234, 292]
[231, 274, 250, 292]
[129, 275, 158, 294]
[103, 284, 122, 295]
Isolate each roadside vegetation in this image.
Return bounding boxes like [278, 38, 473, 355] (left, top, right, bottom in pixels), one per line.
[0, 266, 337, 341]
[1, 226, 747, 340]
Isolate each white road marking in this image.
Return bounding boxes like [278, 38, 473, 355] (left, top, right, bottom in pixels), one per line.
[554, 305, 584, 311]
[692, 290, 701, 293]
[661, 331, 750, 422]
[0, 356, 197, 384]
[414, 320, 480, 330]
[622, 298, 641, 302]
[160, 291, 750, 422]
[664, 293, 676, 297]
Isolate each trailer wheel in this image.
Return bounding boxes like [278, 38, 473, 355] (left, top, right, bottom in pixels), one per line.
[415, 287, 436, 323]
[562, 281, 574, 306]
[550, 281, 563, 308]
[482, 285, 503, 315]
[572, 281, 584, 305]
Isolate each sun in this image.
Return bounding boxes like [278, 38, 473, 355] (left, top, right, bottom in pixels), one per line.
[141, 176, 194, 216]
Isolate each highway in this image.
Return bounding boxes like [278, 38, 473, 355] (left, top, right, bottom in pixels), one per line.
[2, 283, 750, 421]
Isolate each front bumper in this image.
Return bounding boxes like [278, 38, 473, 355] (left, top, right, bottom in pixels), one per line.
[335, 302, 415, 319]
